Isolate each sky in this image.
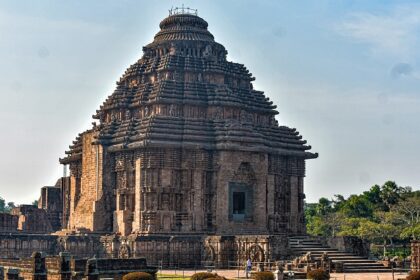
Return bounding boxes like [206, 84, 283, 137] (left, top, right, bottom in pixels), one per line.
[0, 0, 419, 204]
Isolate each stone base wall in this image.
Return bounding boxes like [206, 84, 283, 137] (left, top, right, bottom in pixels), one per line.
[0, 252, 157, 280]
[0, 234, 104, 259]
[0, 233, 289, 268]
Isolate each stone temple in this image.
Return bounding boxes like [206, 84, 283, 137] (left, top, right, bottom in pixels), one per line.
[0, 9, 317, 266]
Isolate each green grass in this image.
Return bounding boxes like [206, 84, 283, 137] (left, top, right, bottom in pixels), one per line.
[157, 273, 190, 280]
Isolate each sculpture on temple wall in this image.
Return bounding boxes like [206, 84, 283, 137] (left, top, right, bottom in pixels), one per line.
[248, 245, 265, 262]
[202, 244, 216, 263]
[118, 244, 131, 259]
[169, 104, 175, 116]
[203, 44, 212, 58]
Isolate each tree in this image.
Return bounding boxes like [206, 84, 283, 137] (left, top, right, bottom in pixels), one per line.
[32, 200, 38, 207]
[0, 197, 5, 212]
[339, 195, 374, 218]
[325, 212, 344, 237]
[306, 215, 331, 237]
[331, 194, 346, 211]
[358, 219, 399, 257]
[337, 217, 369, 237]
[380, 181, 404, 210]
[362, 185, 385, 211]
[392, 195, 420, 240]
[316, 197, 332, 216]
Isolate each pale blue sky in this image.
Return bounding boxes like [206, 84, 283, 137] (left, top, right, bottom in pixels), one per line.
[0, 0, 419, 204]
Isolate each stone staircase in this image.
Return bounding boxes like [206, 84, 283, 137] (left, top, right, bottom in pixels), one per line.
[288, 236, 392, 273]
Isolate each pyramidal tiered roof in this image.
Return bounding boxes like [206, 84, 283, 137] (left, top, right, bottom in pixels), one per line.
[60, 12, 317, 164]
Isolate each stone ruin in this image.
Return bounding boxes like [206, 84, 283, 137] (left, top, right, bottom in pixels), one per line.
[0, 251, 157, 280]
[0, 9, 317, 267]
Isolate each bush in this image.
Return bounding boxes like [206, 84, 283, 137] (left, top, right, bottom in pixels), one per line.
[123, 272, 154, 280]
[253, 271, 274, 280]
[307, 269, 330, 280]
[407, 271, 420, 280]
[190, 272, 217, 280]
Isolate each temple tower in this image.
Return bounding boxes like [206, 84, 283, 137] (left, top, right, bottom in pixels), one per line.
[60, 9, 317, 243]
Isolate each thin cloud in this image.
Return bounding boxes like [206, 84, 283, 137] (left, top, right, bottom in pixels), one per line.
[390, 63, 413, 79]
[335, 5, 420, 59]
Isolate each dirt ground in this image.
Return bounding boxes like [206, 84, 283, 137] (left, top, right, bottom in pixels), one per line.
[160, 269, 409, 280]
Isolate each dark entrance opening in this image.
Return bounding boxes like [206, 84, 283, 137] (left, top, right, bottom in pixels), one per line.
[233, 192, 246, 221]
[229, 182, 253, 222]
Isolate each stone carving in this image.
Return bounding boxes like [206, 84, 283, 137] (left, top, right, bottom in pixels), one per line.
[125, 110, 131, 120]
[169, 104, 175, 116]
[202, 245, 215, 262]
[214, 107, 223, 120]
[233, 162, 256, 184]
[203, 44, 212, 58]
[169, 43, 177, 55]
[248, 244, 264, 262]
[118, 244, 131, 259]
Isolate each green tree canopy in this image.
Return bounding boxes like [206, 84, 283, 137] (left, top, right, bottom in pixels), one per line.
[305, 180, 419, 252]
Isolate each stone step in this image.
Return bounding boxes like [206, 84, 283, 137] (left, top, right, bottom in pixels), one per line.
[344, 263, 386, 268]
[291, 247, 328, 250]
[329, 257, 369, 261]
[309, 252, 357, 255]
[289, 240, 321, 243]
[343, 268, 393, 273]
[290, 244, 325, 247]
[332, 259, 377, 263]
[288, 236, 391, 273]
[293, 248, 338, 252]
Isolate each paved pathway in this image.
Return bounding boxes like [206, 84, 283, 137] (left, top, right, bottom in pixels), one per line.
[160, 269, 409, 280]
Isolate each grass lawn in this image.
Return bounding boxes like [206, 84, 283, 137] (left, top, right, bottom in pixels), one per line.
[157, 273, 190, 280]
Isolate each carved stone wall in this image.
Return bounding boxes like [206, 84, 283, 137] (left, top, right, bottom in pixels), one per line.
[0, 214, 18, 233]
[38, 183, 64, 231]
[0, 253, 157, 280]
[10, 205, 53, 234]
[412, 240, 420, 272]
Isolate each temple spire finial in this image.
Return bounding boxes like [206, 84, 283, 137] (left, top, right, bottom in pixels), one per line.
[169, 5, 198, 16]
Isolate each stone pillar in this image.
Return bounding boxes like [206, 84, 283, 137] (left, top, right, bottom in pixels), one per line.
[85, 257, 99, 280]
[59, 252, 72, 280]
[266, 174, 275, 229]
[192, 170, 203, 231]
[412, 240, 420, 272]
[5, 269, 19, 280]
[289, 176, 299, 233]
[31, 251, 47, 280]
[133, 158, 142, 231]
